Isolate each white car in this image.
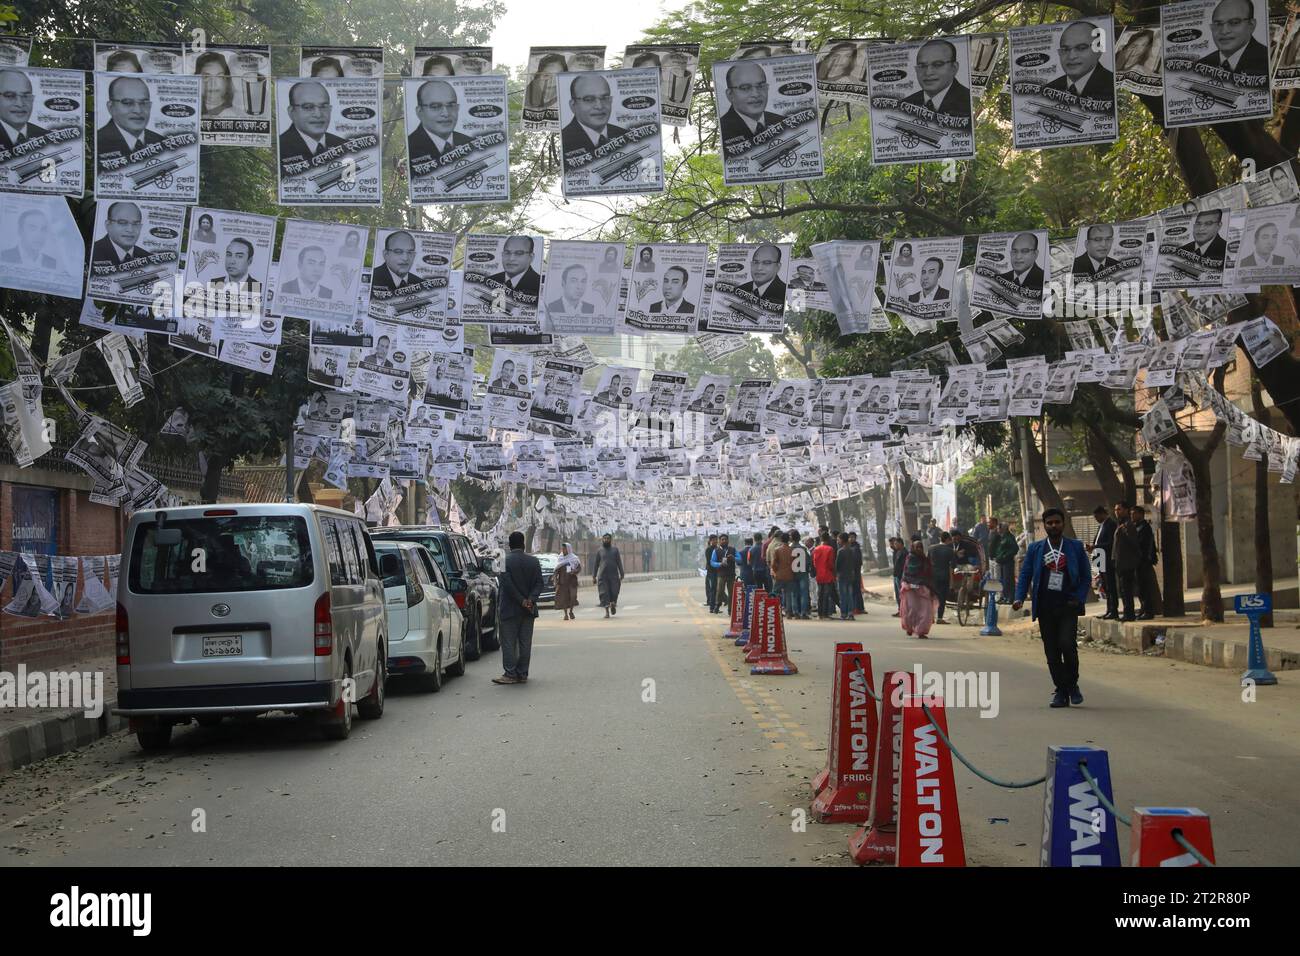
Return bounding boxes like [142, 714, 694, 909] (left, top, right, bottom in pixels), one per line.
[373, 541, 464, 691]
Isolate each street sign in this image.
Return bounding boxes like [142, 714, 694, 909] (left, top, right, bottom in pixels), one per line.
[1233, 592, 1277, 686]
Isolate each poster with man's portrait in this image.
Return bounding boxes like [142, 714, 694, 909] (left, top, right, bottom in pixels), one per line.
[884, 235, 962, 324]
[275, 219, 367, 323]
[93, 71, 200, 203]
[557, 67, 663, 198]
[867, 36, 975, 164]
[970, 230, 1051, 320]
[352, 322, 411, 401]
[0, 66, 85, 197]
[184, 44, 272, 147]
[180, 207, 276, 342]
[0, 192, 83, 299]
[1228, 202, 1300, 285]
[85, 199, 184, 320]
[523, 46, 604, 131]
[461, 233, 544, 326]
[701, 241, 793, 333]
[1154, 207, 1229, 289]
[1009, 17, 1118, 150]
[620, 242, 707, 335]
[1161, 0, 1272, 128]
[0, 36, 32, 67]
[276, 76, 382, 205]
[712, 54, 823, 186]
[365, 228, 455, 347]
[624, 43, 700, 125]
[404, 73, 509, 205]
[543, 240, 623, 336]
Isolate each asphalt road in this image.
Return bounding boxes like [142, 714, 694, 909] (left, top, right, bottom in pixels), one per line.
[1, 576, 1297, 866]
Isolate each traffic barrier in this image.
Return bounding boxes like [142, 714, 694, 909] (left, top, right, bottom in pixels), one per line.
[750, 594, 798, 674]
[811, 651, 877, 822]
[1040, 746, 1121, 867]
[1131, 808, 1217, 867]
[723, 584, 746, 639]
[738, 587, 765, 647]
[812, 642, 864, 795]
[743, 592, 768, 662]
[895, 694, 965, 866]
[849, 670, 911, 865]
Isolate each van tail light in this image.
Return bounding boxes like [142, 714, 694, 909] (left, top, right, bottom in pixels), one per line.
[453, 591, 466, 609]
[314, 592, 333, 656]
[115, 602, 130, 665]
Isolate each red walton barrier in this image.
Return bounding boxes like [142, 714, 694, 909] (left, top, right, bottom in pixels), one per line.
[750, 594, 798, 675]
[741, 588, 767, 653]
[1131, 808, 1217, 867]
[812, 642, 863, 796]
[811, 652, 877, 823]
[894, 694, 965, 867]
[723, 585, 745, 639]
[849, 670, 911, 865]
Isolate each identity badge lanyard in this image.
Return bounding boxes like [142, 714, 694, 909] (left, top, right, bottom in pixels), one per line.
[1044, 541, 1064, 592]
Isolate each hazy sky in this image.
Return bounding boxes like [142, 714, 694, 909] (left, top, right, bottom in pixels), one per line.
[489, 0, 683, 71]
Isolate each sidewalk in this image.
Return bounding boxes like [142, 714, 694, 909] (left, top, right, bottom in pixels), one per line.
[0, 652, 123, 775]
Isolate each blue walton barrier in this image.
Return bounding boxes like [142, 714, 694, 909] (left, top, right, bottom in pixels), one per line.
[1234, 593, 1277, 686]
[1040, 746, 1121, 867]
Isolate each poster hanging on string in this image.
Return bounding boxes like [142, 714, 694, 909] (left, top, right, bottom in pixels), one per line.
[0, 192, 84, 298]
[180, 206, 276, 342]
[713, 54, 823, 185]
[700, 242, 792, 333]
[970, 230, 1050, 319]
[404, 72, 509, 205]
[1008, 16, 1118, 150]
[365, 228, 454, 347]
[85, 199, 184, 319]
[866, 36, 975, 164]
[624, 42, 700, 125]
[185, 44, 272, 147]
[276, 76, 382, 205]
[620, 242, 707, 334]
[461, 233, 544, 326]
[94, 71, 200, 203]
[558, 67, 663, 197]
[543, 240, 623, 335]
[0, 67, 85, 198]
[1161, 0, 1271, 128]
[523, 46, 604, 131]
[300, 46, 383, 77]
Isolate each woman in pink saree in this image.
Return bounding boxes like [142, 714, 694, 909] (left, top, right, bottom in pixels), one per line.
[899, 537, 937, 638]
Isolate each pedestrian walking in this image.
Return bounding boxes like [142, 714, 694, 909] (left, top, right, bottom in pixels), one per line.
[703, 532, 719, 612]
[898, 537, 937, 638]
[1113, 509, 1140, 622]
[929, 531, 955, 624]
[593, 533, 625, 617]
[1013, 508, 1091, 708]
[813, 533, 836, 618]
[494, 530, 543, 685]
[553, 542, 582, 621]
[835, 532, 857, 621]
[1132, 506, 1158, 619]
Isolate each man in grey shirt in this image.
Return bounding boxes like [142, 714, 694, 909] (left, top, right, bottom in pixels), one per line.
[929, 531, 956, 624]
[494, 530, 543, 685]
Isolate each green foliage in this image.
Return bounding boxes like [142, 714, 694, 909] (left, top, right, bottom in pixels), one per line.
[655, 336, 777, 380]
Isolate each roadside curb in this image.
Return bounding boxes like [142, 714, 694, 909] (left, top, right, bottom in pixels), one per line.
[0, 701, 125, 776]
[623, 570, 700, 583]
[1081, 616, 1300, 672]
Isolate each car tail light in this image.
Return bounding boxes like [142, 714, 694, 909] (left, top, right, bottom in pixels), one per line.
[314, 592, 333, 656]
[453, 591, 466, 609]
[203, 509, 238, 516]
[115, 602, 130, 665]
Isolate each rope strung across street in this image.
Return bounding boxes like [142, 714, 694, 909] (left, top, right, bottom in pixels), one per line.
[1172, 830, 1216, 867]
[920, 703, 1048, 789]
[1078, 760, 1131, 827]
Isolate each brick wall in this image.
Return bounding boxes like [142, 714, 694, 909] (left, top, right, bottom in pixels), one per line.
[0, 480, 124, 671]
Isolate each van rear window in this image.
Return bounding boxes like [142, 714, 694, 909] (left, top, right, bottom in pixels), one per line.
[128, 516, 315, 594]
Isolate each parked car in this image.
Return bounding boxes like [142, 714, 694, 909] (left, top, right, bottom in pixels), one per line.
[535, 552, 560, 608]
[114, 504, 389, 750]
[372, 540, 464, 691]
[369, 527, 499, 660]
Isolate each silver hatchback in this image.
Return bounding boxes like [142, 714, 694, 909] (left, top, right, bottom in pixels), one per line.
[114, 503, 389, 749]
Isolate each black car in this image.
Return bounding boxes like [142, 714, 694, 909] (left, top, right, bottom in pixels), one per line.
[370, 527, 500, 660]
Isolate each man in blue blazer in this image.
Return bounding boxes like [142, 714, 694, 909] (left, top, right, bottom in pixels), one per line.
[1012, 508, 1091, 708]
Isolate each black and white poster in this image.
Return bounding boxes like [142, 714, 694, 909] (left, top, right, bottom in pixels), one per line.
[815, 39, 871, 104]
[0, 68, 85, 198]
[1115, 25, 1162, 95]
[275, 219, 367, 324]
[970, 230, 1050, 320]
[812, 240, 880, 334]
[624, 43, 700, 125]
[185, 44, 272, 147]
[1154, 208, 1228, 289]
[353, 324, 411, 400]
[969, 33, 1006, 97]
[867, 36, 975, 164]
[786, 258, 832, 312]
[587, 365, 638, 420]
[1230, 203, 1300, 285]
[93, 40, 183, 73]
[558, 67, 663, 197]
[1009, 17, 1118, 150]
[884, 235, 962, 324]
[425, 346, 474, 413]
[713, 54, 823, 185]
[1245, 160, 1299, 206]
[620, 242, 707, 335]
[724, 379, 770, 432]
[542, 240, 623, 335]
[276, 76, 382, 205]
[484, 349, 534, 431]
[180, 207, 276, 342]
[404, 73, 509, 205]
[701, 242, 792, 334]
[0, 192, 84, 299]
[523, 46, 605, 131]
[414, 46, 493, 77]
[366, 228, 455, 348]
[1068, 220, 1149, 293]
[1239, 315, 1290, 365]
[0, 36, 32, 67]
[300, 46, 384, 78]
[85, 199, 183, 316]
[461, 233, 544, 327]
[93, 71, 199, 203]
[530, 359, 584, 429]
[1162, 0, 1271, 128]
[1272, 13, 1300, 88]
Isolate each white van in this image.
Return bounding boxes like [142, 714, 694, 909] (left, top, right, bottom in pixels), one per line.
[114, 503, 389, 750]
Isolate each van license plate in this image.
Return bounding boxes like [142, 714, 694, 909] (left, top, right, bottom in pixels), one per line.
[203, 635, 243, 658]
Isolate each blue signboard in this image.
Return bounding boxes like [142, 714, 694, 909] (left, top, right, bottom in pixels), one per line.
[1234, 593, 1277, 685]
[10, 485, 59, 590]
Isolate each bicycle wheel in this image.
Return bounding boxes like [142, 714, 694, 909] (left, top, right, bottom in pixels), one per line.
[956, 580, 971, 626]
